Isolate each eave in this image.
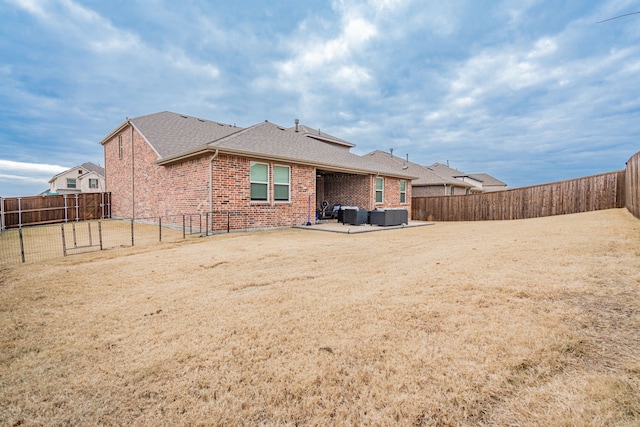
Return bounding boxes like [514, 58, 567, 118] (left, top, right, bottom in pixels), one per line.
[99, 120, 130, 145]
[155, 147, 417, 180]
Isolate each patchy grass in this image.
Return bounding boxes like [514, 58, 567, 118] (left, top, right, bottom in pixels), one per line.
[1, 209, 639, 426]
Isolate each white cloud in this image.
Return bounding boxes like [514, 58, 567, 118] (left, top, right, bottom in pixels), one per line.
[0, 159, 69, 174]
[0, 160, 68, 195]
[9, 0, 142, 53]
[275, 5, 378, 95]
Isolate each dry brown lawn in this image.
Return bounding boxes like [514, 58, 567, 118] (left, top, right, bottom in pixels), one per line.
[1, 208, 639, 426]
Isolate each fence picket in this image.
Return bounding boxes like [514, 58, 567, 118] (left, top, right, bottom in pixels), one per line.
[412, 170, 626, 221]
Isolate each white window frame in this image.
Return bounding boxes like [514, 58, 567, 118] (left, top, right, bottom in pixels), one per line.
[375, 177, 384, 204]
[250, 161, 269, 202]
[400, 180, 406, 204]
[89, 178, 99, 189]
[273, 165, 290, 202]
[66, 178, 76, 189]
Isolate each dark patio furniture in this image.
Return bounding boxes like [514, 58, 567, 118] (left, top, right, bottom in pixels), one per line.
[338, 206, 358, 223]
[368, 208, 408, 226]
[343, 208, 368, 225]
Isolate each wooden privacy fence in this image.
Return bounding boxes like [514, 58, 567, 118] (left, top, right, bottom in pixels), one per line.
[412, 170, 626, 222]
[626, 151, 640, 219]
[0, 192, 111, 230]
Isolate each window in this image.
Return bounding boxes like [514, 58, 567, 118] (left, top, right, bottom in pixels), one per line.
[273, 165, 290, 202]
[375, 177, 384, 203]
[66, 178, 76, 189]
[400, 180, 406, 203]
[89, 178, 99, 189]
[250, 162, 269, 201]
[118, 134, 123, 159]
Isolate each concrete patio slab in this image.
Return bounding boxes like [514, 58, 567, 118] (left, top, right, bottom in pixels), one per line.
[293, 220, 434, 234]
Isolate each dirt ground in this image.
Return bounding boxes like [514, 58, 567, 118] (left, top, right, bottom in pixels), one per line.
[1, 208, 639, 426]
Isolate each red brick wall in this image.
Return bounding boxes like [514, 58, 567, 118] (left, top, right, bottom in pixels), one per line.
[322, 173, 372, 209]
[321, 174, 411, 213]
[379, 177, 412, 211]
[103, 125, 316, 229]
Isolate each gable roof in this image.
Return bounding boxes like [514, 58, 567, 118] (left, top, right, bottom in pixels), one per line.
[365, 150, 473, 187]
[105, 111, 415, 179]
[291, 124, 355, 148]
[429, 163, 506, 188]
[208, 121, 415, 178]
[48, 162, 105, 183]
[428, 162, 470, 179]
[129, 111, 243, 158]
[467, 173, 507, 186]
[79, 162, 105, 177]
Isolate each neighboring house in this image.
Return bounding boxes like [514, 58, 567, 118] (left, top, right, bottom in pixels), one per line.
[428, 163, 507, 193]
[465, 173, 508, 192]
[99, 111, 416, 230]
[365, 150, 475, 196]
[47, 162, 105, 195]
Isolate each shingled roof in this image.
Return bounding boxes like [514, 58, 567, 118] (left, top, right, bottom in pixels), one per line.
[365, 150, 473, 187]
[104, 112, 415, 179]
[129, 111, 243, 158]
[467, 173, 507, 186]
[48, 161, 105, 183]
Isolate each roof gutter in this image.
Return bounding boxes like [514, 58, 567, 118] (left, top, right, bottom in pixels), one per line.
[156, 147, 417, 180]
[209, 149, 219, 219]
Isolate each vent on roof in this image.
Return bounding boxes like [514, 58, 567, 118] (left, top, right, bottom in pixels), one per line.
[277, 126, 285, 131]
[198, 119, 205, 122]
[295, 118, 299, 132]
[181, 115, 188, 118]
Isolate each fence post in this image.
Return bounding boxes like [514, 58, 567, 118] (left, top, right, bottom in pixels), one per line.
[72, 222, 77, 248]
[205, 212, 209, 237]
[183, 215, 186, 239]
[61, 224, 67, 257]
[17, 197, 22, 228]
[130, 219, 134, 247]
[189, 215, 192, 235]
[75, 194, 80, 221]
[227, 211, 230, 233]
[98, 221, 103, 250]
[159, 217, 162, 242]
[64, 195, 68, 223]
[88, 221, 93, 247]
[18, 227, 25, 263]
[0, 196, 4, 232]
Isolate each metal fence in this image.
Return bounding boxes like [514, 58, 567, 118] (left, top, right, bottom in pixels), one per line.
[0, 209, 282, 267]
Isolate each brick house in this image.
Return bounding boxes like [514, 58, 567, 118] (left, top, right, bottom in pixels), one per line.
[100, 112, 415, 230]
[365, 150, 475, 196]
[366, 150, 507, 196]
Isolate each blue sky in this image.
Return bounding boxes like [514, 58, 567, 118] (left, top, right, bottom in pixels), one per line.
[1, 0, 639, 197]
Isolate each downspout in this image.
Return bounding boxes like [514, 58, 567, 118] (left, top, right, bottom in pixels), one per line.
[209, 150, 219, 215]
[129, 120, 135, 219]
